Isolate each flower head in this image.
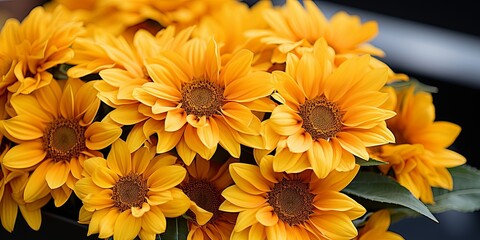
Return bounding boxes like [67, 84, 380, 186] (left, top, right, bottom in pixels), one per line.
[130, 37, 274, 164]
[369, 85, 466, 203]
[220, 156, 365, 239]
[74, 139, 190, 239]
[0, 78, 121, 207]
[0, 6, 84, 95]
[180, 156, 238, 240]
[261, 39, 395, 178]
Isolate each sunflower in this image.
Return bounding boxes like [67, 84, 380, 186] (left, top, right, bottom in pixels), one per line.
[127, 37, 274, 164]
[355, 210, 404, 240]
[244, 0, 407, 81]
[369, 85, 466, 204]
[0, 5, 84, 96]
[219, 155, 365, 239]
[74, 139, 190, 239]
[260, 39, 395, 178]
[179, 156, 238, 240]
[0, 143, 50, 232]
[0, 78, 121, 207]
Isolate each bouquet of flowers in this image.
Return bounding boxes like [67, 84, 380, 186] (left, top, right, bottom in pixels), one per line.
[0, 0, 478, 239]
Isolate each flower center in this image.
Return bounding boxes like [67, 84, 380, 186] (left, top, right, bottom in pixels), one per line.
[112, 173, 148, 212]
[182, 179, 222, 224]
[267, 178, 315, 226]
[181, 80, 224, 117]
[299, 95, 342, 140]
[43, 118, 86, 162]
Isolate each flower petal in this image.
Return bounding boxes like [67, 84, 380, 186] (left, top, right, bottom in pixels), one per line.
[24, 160, 54, 203]
[148, 166, 186, 192]
[222, 186, 266, 209]
[0, 115, 45, 141]
[2, 140, 46, 169]
[85, 122, 122, 150]
[114, 210, 142, 240]
[106, 139, 132, 176]
[45, 160, 70, 189]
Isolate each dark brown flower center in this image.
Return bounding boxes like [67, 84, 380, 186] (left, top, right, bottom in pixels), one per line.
[43, 118, 86, 162]
[182, 179, 222, 224]
[112, 173, 148, 212]
[299, 95, 342, 140]
[181, 80, 224, 117]
[267, 178, 315, 226]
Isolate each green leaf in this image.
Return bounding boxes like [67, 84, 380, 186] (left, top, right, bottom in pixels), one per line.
[342, 171, 438, 222]
[428, 164, 480, 213]
[158, 217, 188, 240]
[355, 156, 387, 166]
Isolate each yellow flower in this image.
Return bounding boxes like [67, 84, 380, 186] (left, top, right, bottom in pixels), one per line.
[129, 37, 274, 164]
[74, 139, 190, 239]
[370, 85, 466, 204]
[1, 143, 50, 232]
[0, 6, 84, 95]
[219, 156, 365, 239]
[355, 210, 404, 240]
[180, 156, 238, 240]
[0, 78, 121, 207]
[244, 0, 407, 81]
[261, 39, 395, 178]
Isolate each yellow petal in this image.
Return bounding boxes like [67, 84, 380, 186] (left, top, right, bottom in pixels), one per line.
[265, 220, 287, 240]
[131, 202, 151, 218]
[107, 139, 132, 176]
[109, 105, 148, 125]
[126, 122, 147, 153]
[92, 166, 119, 189]
[51, 186, 72, 207]
[147, 190, 173, 206]
[165, 108, 187, 132]
[221, 49, 253, 85]
[74, 178, 101, 200]
[176, 138, 196, 165]
[148, 166, 186, 192]
[10, 94, 51, 122]
[33, 78, 61, 116]
[45, 161, 70, 189]
[269, 105, 302, 136]
[224, 72, 274, 102]
[234, 208, 259, 232]
[24, 160, 54, 203]
[286, 131, 312, 153]
[308, 140, 333, 179]
[221, 186, 266, 209]
[190, 202, 213, 226]
[0, 190, 18, 232]
[255, 205, 278, 226]
[0, 115, 45, 141]
[143, 206, 167, 233]
[310, 213, 358, 239]
[313, 191, 357, 211]
[229, 163, 271, 194]
[74, 81, 100, 124]
[18, 205, 42, 231]
[97, 208, 120, 239]
[2, 140, 46, 169]
[336, 132, 369, 160]
[273, 149, 302, 173]
[204, 38, 220, 84]
[60, 84, 75, 119]
[215, 117, 241, 158]
[85, 122, 122, 150]
[196, 117, 219, 149]
[157, 188, 190, 218]
[114, 210, 142, 240]
[248, 223, 266, 240]
[156, 125, 184, 153]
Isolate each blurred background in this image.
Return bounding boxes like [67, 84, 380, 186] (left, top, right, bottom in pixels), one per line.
[1, 0, 479, 239]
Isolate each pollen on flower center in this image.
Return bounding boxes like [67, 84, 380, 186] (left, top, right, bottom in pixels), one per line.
[43, 118, 86, 162]
[181, 80, 224, 117]
[112, 173, 148, 212]
[299, 95, 342, 140]
[182, 179, 222, 223]
[267, 178, 315, 226]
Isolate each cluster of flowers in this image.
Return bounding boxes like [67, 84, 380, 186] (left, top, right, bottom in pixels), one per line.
[0, 0, 468, 239]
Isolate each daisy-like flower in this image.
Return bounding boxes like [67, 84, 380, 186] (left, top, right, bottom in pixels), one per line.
[244, 0, 406, 81]
[179, 156, 238, 240]
[74, 139, 190, 240]
[355, 209, 404, 240]
[261, 39, 395, 178]
[369, 85, 466, 204]
[0, 78, 121, 207]
[1, 143, 50, 232]
[127, 37, 274, 164]
[0, 5, 84, 95]
[219, 155, 366, 239]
